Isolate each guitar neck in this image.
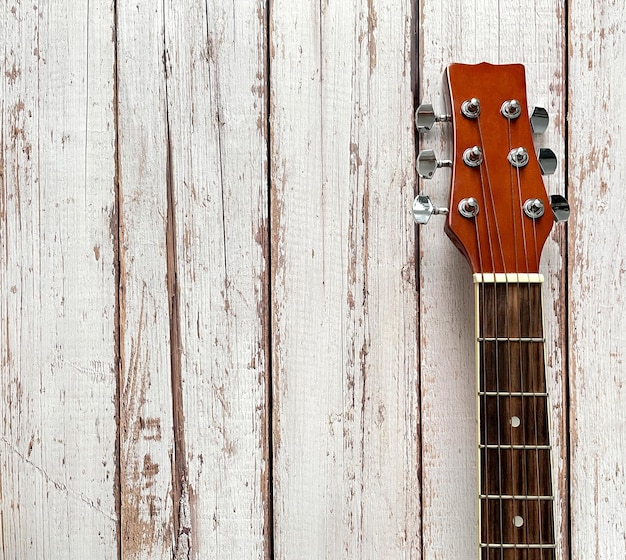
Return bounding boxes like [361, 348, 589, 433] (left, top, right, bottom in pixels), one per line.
[474, 274, 556, 560]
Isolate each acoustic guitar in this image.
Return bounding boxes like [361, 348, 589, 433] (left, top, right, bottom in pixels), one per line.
[415, 62, 569, 560]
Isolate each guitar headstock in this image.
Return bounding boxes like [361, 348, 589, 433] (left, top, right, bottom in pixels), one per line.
[414, 63, 569, 274]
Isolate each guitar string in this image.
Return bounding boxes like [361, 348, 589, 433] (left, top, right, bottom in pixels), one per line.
[473, 139, 494, 557]
[506, 117, 527, 557]
[473, 116, 498, 556]
[510, 117, 538, 555]
[477, 115, 508, 558]
[512, 119, 546, 557]
[471, 191, 488, 557]
[527, 171, 547, 556]
[506, 134, 526, 558]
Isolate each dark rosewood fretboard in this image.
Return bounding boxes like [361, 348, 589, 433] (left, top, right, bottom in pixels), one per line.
[476, 278, 555, 560]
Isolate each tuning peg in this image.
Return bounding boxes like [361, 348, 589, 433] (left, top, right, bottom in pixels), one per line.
[530, 107, 549, 134]
[538, 148, 558, 175]
[415, 103, 451, 133]
[417, 149, 452, 179]
[413, 195, 449, 225]
[549, 194, 570, 222]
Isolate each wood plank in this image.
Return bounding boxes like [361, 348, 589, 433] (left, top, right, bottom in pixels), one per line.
[162, 1, 270, 557]
[418, 1, 568, 558]
[116, 3, 175, 558]
[270, 1, 420, 557]
[0, 2, 118, 558]
[568, 2, 626, 558]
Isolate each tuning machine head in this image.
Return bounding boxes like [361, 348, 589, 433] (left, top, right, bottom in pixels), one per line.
[538, 148, 558, 175]
[530, 106, 550, 134]
[417, 149, 452, 179]
[415, 103, 451, 133]
[413, 195, 449, 225]
[549, 194, 570, 222]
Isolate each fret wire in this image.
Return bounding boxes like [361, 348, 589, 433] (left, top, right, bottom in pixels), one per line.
[480, 544, 556, 549]
[479, 391, 548, 397]
[480, 494, 554, 500]
[480, 444, 551, 450]
[478, 337, 545, 342]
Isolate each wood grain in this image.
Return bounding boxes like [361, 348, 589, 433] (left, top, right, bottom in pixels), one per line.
[2, 0, 625, 557]
[0, 2, 118, 558]
[163, 1, 270, 557]
[270, 1, 420, 557]
[569, 2, 626, 558]
[117, 1, 270, 558]
[478, 283, 555, 556]
[419, 1, 568, 559]
[116, 3, 176, 557]
[444, 64, 554, 274]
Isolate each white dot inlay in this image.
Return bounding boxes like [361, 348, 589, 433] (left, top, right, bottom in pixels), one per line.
[511, 416, 521, 428]
[513, 515, 524, 528]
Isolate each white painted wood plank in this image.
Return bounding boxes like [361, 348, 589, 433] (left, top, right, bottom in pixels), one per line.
[271, 1, 420, 558]
[419, 1, 568, 558]
[0, 2, 118, 558]
[163, 1, 270, 557]
[116, 3, 176, 558]
[569, 3, 626, 558]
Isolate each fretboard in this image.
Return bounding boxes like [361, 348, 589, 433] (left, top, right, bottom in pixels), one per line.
[475, 275, 555, 560]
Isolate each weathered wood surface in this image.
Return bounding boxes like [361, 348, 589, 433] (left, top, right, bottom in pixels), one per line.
[116, 3, 177, 557]
[569, 2, 626, 559]
[116, 1, 269, 558]
[270, 1, 420, 558]
[163, 1, 270, 557]
[0, 0, 623, 558]
[0, 2, 118, 558]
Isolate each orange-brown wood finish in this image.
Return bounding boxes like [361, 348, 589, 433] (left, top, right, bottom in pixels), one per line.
[444, 63, 554, 274]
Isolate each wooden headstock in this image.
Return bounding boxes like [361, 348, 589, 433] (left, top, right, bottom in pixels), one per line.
[415, 63, 568, 274]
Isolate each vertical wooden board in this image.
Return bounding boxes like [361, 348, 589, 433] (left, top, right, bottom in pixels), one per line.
[271, 1, 420, 558]
[0, 2, 118, 558]
[163, 1, 270, 557]
[116, 3, 175, 557]
[569, 2, 626, 558]
[418, 1, 568, 557]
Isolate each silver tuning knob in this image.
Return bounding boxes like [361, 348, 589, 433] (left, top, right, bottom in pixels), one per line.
[538, 148, 558, 175]
[417, 149, 452, 179]
[415, 103, 451, 133]
[549, 194, 570, 222]
[413, 195, 449, 225]
[530, 107, 549, 134]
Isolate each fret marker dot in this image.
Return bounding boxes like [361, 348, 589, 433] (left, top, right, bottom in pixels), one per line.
[513, 515, 524, 528]
[511, 416, 521, 428]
